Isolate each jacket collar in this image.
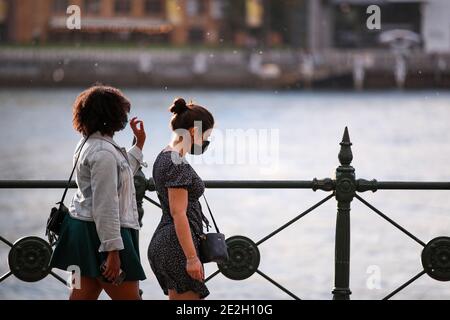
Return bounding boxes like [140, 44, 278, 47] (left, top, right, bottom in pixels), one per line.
[85, 131, 130, 162]
[87, 131, 121, 149]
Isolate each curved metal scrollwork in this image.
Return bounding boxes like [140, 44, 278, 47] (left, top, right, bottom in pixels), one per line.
[422, 237, 450, 282]
[219, 236, 260, 281]
[8, 236, 53, 282]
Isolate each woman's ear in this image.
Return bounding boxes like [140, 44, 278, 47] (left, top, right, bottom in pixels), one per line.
[190, 127, 202, 144]
[190, 127, 200, 139]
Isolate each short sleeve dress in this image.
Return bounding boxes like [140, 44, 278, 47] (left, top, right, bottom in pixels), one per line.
[147, 150, 210, 298]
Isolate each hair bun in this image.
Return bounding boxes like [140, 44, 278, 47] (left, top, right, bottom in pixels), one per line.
[169, 98, 188, 114]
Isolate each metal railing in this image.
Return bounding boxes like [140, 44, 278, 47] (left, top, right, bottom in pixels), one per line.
[1, 127, 450, 299]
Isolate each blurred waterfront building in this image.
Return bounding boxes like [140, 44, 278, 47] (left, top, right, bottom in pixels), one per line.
[327, 0, 422, 49]
[0, 0, 308, 47]
[315, 0, 450, 53]
[2, 0, 226, 45]
[0, 0, 7, 42]
[0, 0, 449, 53]
[422, 0, 450, 53]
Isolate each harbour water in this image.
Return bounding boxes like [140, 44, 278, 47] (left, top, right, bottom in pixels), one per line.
[1, 89, 450, 299]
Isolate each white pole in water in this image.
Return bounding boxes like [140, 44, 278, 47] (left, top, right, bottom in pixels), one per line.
[353, 56, 365, 91]
[193, 53, 208, 75]
[300, 54, 314, 89]
[379, 30, 420, 90]
[394, 54, 407, 89]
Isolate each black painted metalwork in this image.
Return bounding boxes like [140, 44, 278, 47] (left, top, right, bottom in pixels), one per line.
[7, 236, 52, 282]
[256, 269, 301, 300]
[356, 194, 427, 247]
[134, 168, 148, 227]
[256, 194, 334, 246]
[383, 270, 427, 300]
[421, 237, 450, 282]
[1, 179, 450, 190]
[332, 127, 355, 300]
[1, 127, 449, 300]
[219, 236, 260, 281]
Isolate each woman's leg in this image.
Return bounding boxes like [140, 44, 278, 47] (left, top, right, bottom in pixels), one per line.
[168, 289, 202, 300]
[70, 276, 103, 300]
[101, 281, 142, 300]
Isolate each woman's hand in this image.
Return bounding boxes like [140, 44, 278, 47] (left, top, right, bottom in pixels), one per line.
[102, 250, 121, 282]
[186, 256, 204, 282]
[130, 117, 146, 150]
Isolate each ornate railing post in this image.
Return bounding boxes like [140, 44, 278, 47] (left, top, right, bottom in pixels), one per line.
[134, 167, 148, 227]
[333, 127, 355, 300]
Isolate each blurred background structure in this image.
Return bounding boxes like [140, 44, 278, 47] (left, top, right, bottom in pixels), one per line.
[1, 0, 449, 51]
[0, 0, 449, 88]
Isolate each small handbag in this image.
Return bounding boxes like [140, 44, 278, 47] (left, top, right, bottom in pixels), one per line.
[198, 195, 229, 264]
[46, 135, 90, 246]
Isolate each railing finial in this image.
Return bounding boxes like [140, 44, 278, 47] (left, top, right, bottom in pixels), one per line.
[338, 126, 353, 166]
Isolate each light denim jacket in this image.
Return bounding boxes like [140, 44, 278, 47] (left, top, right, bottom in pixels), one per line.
[69, 131, 147, 252]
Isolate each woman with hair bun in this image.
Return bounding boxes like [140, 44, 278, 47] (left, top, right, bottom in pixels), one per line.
[148, 97, 215, 300]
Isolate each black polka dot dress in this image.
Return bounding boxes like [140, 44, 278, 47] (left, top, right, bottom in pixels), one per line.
[148, 150, 210, 298]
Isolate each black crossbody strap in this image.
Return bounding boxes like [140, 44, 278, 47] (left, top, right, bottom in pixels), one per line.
[202, 194, 220, 234]
[58, 135, 90, 205]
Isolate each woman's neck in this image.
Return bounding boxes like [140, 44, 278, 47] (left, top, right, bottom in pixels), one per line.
[168, 137, 187, 157]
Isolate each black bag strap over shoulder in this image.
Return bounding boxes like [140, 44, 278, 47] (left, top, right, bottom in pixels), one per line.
[202, 194, 220, 234]
[46, 134, 91, 245]
[200, 194, 228, 264]
[58, 135, 90, 206]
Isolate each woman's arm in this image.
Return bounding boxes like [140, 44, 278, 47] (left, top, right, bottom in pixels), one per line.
[90, 150, 123, 282]
[90, 150, 123, 252]
[168, 188, 204, 282]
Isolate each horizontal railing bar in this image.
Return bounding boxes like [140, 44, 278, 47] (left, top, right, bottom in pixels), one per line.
[0, 180, 316, 189]
[375, 181, 450, 190]
[1, 180, 450, 190]
[203, 180, 315, 189]
[0, 180, 79, 189]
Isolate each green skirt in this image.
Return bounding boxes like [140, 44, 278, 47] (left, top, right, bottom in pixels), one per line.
[49, 214, 146, 281]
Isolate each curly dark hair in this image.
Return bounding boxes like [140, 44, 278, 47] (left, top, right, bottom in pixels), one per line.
[72, 85, 130, 136]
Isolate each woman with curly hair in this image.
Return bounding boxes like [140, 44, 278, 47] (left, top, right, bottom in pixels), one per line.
[49, 85, 147, 300]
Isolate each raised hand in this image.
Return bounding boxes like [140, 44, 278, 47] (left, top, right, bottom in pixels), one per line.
[130, 117, 146, 150]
